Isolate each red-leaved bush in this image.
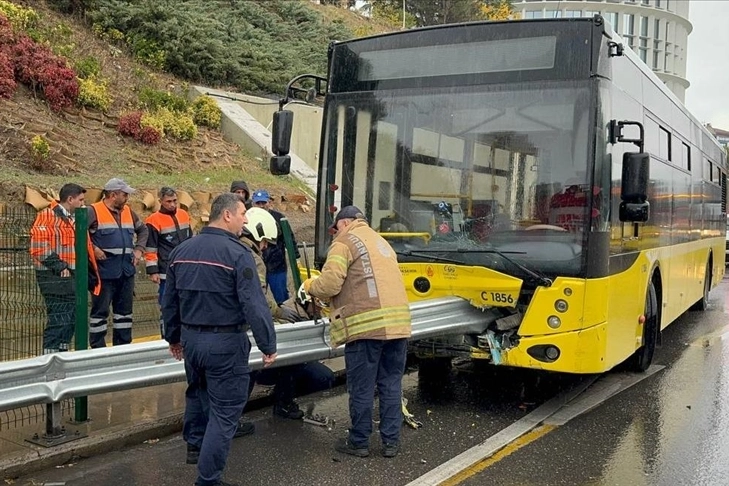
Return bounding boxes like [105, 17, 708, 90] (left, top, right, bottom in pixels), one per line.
[118, 111, 161, 145]
[5, 31, 79, 111]
[38, 65, 79, 111]
[0, 15, 14, 48]
[0, 51, 15, 99]
[118, 111, 143, 137]
[137, 125, 161, 145]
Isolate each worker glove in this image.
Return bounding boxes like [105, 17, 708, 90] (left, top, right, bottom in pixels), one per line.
[297, 279, 316, 304]
[278, 305, 301, 323]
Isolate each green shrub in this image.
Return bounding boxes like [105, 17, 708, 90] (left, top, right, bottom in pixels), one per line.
[83, 0, 353, 95]
[143, 108, 197, 141]
[77, 76, 112, 111]
[191, 95, 221, 129]
[0, 1, 39, 31]
[140, 111, 165, 135]
[75, 56, 101, 79]
[138, 87, 188, 113]
[30, 135, 50, 160]
[127, 35, 166, 70]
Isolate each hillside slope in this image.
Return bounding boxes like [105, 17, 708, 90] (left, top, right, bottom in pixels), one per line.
[0, 1, 396, 237]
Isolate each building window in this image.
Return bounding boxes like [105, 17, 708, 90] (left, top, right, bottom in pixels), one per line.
[524, 10, 544, 19]
[654, 18, 660, 38]
[641, 0, 650, 4]
[605, 12, 619, 30]
[653, 49, 661, 69]
[584, 10, 600, 18]
[564, 10, 581, 18]
[655, 0, 662, 7]
[623, 14, 635, 47]
[659, 127, 671, 161]
[640, 16, 648, 37]
[545, 10, 561, 18]
[683, 142, 691, 171]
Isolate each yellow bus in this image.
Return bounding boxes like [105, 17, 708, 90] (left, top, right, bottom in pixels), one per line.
[270, 16, 726, 374]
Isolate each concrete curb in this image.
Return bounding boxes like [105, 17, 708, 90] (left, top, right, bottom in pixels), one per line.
[0, 413, 183, 479]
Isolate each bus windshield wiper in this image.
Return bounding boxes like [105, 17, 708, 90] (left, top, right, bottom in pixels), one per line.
[398, 248, 553, 287]
[395, 250, 465, 266]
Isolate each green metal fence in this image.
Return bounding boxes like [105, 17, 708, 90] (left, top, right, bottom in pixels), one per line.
[0, 205, 162, 362]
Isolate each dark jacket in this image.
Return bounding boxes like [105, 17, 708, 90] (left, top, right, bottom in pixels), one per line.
[144, 208, 193, 278]
[262, 209, 299, 274]
[162, 227, 276, 355]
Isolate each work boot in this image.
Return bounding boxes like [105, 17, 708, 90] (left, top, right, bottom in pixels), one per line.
[381, 442, 400, 458]
[186, 444, 200, 465]
[334, 438, 369, 458]
[234, 420, 255, 438]
[273, 401, 304, 420]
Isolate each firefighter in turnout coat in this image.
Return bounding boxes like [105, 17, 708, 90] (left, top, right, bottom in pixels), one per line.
[304, 206, 411, 459]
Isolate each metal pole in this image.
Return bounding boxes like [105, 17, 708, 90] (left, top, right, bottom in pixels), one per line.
[402, 0, 406, 29]
[73, 206, 89, 422]
[279, 217, 302, 291]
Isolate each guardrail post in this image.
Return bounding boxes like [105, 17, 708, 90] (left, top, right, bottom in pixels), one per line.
[26, 401, 85, 447]
[73, 206, 89, 423]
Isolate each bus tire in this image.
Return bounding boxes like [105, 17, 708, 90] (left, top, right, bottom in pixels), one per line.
[627, 281, 659, 373]
[690, 261, 712, 312]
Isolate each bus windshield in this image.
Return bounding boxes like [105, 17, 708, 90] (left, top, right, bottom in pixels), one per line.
[322, 80, 595, 278]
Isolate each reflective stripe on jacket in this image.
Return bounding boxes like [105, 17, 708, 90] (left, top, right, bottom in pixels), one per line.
[144, 209, 192, 278]
[90, 201, 135, 279]
[30, 201, 101, 295]
[308, 219, 411, 347]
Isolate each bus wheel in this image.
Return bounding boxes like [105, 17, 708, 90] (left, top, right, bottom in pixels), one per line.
[627, 281, 658, 373]
[690, 261, 712, 311]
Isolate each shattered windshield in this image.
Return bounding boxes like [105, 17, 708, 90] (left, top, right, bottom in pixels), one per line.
[321, 81, 595, 278]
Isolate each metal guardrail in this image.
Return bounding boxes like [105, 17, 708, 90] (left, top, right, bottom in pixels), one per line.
[0, 297, 492, 413]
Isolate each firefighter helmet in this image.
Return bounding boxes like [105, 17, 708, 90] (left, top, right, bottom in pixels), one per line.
[243, 207, 278, 243]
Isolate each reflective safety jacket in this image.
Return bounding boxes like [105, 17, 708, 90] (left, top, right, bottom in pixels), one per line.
[144, 209, 192, 279]
[308, 219, 412, 347]
[90, 202, 138, 279]
[30, 201, 101, 295]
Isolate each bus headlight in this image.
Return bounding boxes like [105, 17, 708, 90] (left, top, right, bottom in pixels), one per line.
[555, 299, 568, 313]
[547, 315, 561, 329]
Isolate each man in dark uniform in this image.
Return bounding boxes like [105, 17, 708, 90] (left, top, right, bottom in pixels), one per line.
[163, 193, 277, 486]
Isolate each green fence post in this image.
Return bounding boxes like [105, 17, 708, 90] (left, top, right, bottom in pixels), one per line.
[279, 218, 302, 291]
[74, 206, 89, 423]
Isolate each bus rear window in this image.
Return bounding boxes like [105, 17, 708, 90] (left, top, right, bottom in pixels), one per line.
[357, 36, 557, 81]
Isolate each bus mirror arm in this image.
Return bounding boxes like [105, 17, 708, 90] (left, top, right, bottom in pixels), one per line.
[609, 120, 644, 152]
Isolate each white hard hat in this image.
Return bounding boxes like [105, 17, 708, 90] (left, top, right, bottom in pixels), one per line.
[244, 207, 278, 243]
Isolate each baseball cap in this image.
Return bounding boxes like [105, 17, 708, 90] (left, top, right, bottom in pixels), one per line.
[252, 189, 271, 204]
[329, 205, 365, 231]
[103, 178, 135, 194]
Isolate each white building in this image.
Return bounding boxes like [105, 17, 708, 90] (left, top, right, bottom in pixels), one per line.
[513, 0, 691, 102]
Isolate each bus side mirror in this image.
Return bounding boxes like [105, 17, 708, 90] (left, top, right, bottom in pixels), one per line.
[619, 152, 650, 222]
[270, 110, 293, 175]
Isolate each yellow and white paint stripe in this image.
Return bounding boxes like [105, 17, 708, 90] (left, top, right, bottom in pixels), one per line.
[408, 365, 664, 486]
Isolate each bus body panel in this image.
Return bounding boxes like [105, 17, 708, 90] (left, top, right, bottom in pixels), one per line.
[308, 17, 727, 374]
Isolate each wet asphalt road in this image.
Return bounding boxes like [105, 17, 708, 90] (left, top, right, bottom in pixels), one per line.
[16, 277, 729, 486]
[460, 276, 729, 486]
